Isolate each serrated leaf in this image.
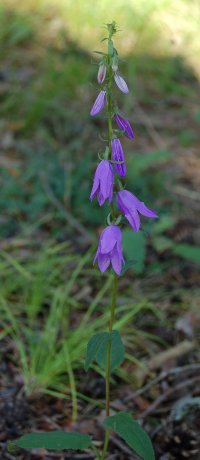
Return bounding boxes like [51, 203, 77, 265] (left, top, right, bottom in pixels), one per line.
[173, 243, 200, 264]
[85, 332, 108, 371]
[96, 330, 125, 371]
[15, 432, 92, 451]
[105, 412, 155, 460]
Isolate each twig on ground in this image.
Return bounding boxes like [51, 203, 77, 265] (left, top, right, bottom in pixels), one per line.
[140, 375, 200, 419]
[125, 363, 200, 402]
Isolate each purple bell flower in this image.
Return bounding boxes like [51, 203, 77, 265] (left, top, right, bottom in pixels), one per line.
[114, 113, 134, 140]
[94, 225, 124, 275]
[111, 138, 126, 177]
[97, 63, 107, 84]
[90, 90, 106, 116]
[90, 160, 114, 206]
[116, 189, 158, 232]
[114, 74, 129, 94]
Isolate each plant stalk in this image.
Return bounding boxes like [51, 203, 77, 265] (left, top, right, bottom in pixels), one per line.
[101, 273, 118, 460]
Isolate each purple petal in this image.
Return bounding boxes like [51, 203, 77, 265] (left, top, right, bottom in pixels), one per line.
[114, 74, 129, 94]
[114, 113, 134, 139]
[90, 176, 99, 201]
[94, 225, 124, 275]
[137, 202, 158, 219]
[99, 161, 114, 202]
[100, 225, 118, 254]
[90, 91, 106, 116]
[90, 160, 114, 206]
[98, 253, 110, 272]
[111, 246, 123, 275]
[116, 189, 157, 231]
[125, 209, 141, 232]
[111, 138, 126, 177]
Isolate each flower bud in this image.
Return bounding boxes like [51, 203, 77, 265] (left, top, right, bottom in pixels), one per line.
[90, 90, 106, 116]
[97, 63, 107, 84]
[114, 73, 129, 94]
[111, 55, 118, 72]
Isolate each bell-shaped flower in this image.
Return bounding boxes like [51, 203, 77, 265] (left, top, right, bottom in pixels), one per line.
[111, 138, 126, 177]
[97, 63, 107, 84]
[114, 74, 129, 94]
[94, 225, 124, 275]
[114, 113, 134, 139]
[90, 160, 114, 206]
[116, 189, 158, 232]
[90, 90, 106, 116]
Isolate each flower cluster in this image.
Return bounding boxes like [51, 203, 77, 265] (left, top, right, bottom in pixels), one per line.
[90, 23, 157, 275]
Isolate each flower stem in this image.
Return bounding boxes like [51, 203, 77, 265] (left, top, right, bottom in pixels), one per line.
[100, 27, 118, 460]
[101, 273, 118, 460]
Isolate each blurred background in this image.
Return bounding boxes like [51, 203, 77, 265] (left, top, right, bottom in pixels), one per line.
[0, 1, 200, 459]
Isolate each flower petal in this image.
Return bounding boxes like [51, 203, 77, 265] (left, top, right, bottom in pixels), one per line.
[114, 113, 134, 139]
[111, 246, 123, 275]
[137, 202, 158, 219]
[98, 253, 110, 272]
[125, 209, 141, 232]
[114, 74, 129, 94]
[90, 91, 106, 116]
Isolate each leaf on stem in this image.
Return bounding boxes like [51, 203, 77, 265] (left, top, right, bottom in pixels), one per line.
[85, 331, 125, 372]
[96, 330, 125, 371]
[14, 432, 92, 451]
[104, 412, 155, 460]
[85, 332, 108, 371]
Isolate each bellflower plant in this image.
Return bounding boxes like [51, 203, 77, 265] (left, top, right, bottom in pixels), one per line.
[14, 22, 156, 460]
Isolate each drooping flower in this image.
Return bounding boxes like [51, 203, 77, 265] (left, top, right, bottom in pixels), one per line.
[114, 74, 129, 94]
[97, 63, 107, 84]
[90, 90, 106, 116]
[94, 225, 124, 275]
[114, 113, 134, 139]
[111, 138, 126, 177]
[116, 189, 158, 231]
[90, 160, 114, 206]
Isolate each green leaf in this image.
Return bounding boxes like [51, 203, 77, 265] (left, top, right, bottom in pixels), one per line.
[123, 229, 146, 274]
[153, 215, 175, 235]
[85, 332, 108, 371]
[105, 412, 155, 460]
[96, 330, 125, 371]
[128, 149, 172, 177]
[15, 432, 92, 451]
[153, 236, 174, 252]
[173, 243, 200, 264]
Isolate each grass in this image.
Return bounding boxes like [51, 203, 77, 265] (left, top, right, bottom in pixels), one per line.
[0, 237, 159, 413]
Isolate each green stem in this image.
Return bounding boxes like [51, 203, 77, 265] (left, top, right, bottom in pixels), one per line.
[101, 274, 118, 460]
[100, 28, 118, 460]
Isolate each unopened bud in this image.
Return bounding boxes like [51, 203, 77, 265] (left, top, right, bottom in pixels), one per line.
[97, 63, 107, 84]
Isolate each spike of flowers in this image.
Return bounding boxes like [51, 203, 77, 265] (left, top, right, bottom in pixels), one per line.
[111, 138, 126, 177]
[97, 63, 107, 84]
[116, 189, 158, 232]
[90, 159, 114, 206]
[90, 90, 106, 116]
[94, 225, 124, 275]
[114, 113, 134, 139]
[114, 73, 129, 94]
